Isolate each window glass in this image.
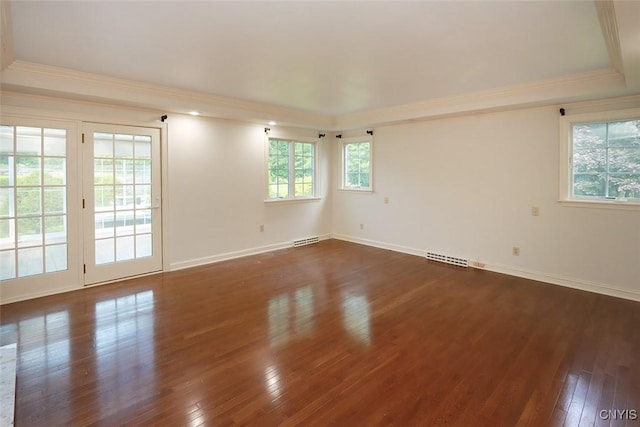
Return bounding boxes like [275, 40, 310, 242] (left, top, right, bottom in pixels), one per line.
[572, 119, 640, 200]
[343, 140, 372, 190]
[0, 125, 69, 278]
[267, 138, 315, 200]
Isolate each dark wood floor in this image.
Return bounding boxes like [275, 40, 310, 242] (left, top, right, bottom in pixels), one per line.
[1, 239, 638, 426]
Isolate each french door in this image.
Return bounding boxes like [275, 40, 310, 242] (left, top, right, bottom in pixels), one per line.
[82, 123, 162, 285]
[0, 118, 80, 302]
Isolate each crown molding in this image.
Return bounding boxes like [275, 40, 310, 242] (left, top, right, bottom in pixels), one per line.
[613, 0, 640, 90]
[557, 93, 640, 112]
[2, 1, 639, 131]
[0, 1, 14, 71]
[1, 60, 333, 130]
[1, 61, 635, 132]
[333, 68, 628, 130]
[0, 90, 170, 127]
[596, 0, 624, 75]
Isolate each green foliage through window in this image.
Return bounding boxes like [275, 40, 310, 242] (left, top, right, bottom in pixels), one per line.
[572, 119, 640, 200]
[344, 141, 371, 189]
[268, 139, 315, 199]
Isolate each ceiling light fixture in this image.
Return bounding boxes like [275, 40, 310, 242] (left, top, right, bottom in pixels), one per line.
[189, 111, 200, 116]
[268, 121, 277, 126]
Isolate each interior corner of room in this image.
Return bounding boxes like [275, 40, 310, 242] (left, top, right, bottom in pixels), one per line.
[1, 1, 640, 425]
[0, 0, 639, 304]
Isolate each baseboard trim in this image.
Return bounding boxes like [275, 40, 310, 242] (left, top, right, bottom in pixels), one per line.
[331, 234, 426, 258]
[1, 285, 80, 305]
[170, 234, 332, 272]
[3, 235, 334, 304]
[331, 234, 640, 303]
[481, 263, 640, 303]
[4, 234, 637, 304]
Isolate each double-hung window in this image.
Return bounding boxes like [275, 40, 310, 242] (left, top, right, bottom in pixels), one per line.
[341, 136, 372, 191]
[560, 109, 640, 208]
[267, 138, 316, 200]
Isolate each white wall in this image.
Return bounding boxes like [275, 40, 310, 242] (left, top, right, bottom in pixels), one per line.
[0, 94, 332, 302]
[167, 115, 332, 269]
[1, 92, 639, 302]
[332, 105, 640, 300]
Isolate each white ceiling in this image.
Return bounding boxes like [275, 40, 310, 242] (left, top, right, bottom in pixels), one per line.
[2, 1, 639, 128]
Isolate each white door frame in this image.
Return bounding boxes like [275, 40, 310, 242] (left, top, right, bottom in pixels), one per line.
[82, 122, 163, 285]
[0, 103, 170, 303]
[0, 116, 81, 302]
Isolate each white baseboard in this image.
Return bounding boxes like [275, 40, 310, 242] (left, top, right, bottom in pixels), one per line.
[331, 234, 426, 258]
[4, 234, 637, 304]
[331, 234, 640, 303]
[2, 235, 333, 304]
[1, 285, 80, 305]
[481, 262, 640, 303]
[170, 234, 332, 271]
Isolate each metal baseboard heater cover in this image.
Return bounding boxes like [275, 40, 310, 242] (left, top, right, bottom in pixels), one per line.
[293, 236, 320, 247]
[426, 252, 469, 268]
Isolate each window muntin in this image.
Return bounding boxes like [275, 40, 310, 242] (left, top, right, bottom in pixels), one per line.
[342, 139, 372, 190]
[91, 132, 154, 265]
[267, 138, 315, 200]
[571, 118, 640, 201]
[0, 125, 68, 279]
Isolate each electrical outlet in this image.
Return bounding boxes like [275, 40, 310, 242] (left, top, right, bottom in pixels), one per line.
[531, 206, 540, 216]
[512, 247, 520, 256]
[259, 225, 264, 232]
[472, 261, 485, 268]
[360, 223, 364, 230]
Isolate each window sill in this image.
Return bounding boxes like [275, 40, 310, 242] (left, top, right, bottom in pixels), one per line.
[559, 199, 640, 211]
[339, 188, 373, 194]
[264, 197, 321, 205]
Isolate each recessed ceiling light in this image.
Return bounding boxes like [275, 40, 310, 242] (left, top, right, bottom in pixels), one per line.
[268, 121, 277, 126]
[189, 111, 200, 116]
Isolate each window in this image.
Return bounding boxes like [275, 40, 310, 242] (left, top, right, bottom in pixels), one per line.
[0, 125, 69, 279]
[267, 138, 316, 200]
[342, 137, 372, 191]
[560, 109, 640, 208]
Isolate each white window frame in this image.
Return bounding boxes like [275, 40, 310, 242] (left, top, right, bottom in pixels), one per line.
[265, 136, 319, 202]
[340, 136, 373, 192]
[559, 108, 640, 210]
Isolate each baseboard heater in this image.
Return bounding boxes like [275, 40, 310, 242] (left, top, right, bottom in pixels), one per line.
[293, 236, 320, 247]
[426, 251, 469, 268]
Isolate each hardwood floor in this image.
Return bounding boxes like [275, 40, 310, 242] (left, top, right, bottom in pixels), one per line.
[1, 239, 638, 426]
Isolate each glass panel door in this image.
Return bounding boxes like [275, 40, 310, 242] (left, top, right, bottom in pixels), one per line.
[0, 118, 79, 302]
[83, 124, 161, 285]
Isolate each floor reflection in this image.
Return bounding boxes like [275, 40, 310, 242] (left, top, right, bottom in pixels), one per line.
[268, 295, 289, 347]
[268, 286, 314, 347]
[294, 286, 314, 337]
[17, 310, 71, 423]
[342, 294, 371, 345]
[94, 290, 155, 419]
[264, 364, 282, 401]
[19, 310, 70, 367]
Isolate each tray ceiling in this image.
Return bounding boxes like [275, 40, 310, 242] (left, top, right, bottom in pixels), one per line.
[1, 1, 639, 128]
